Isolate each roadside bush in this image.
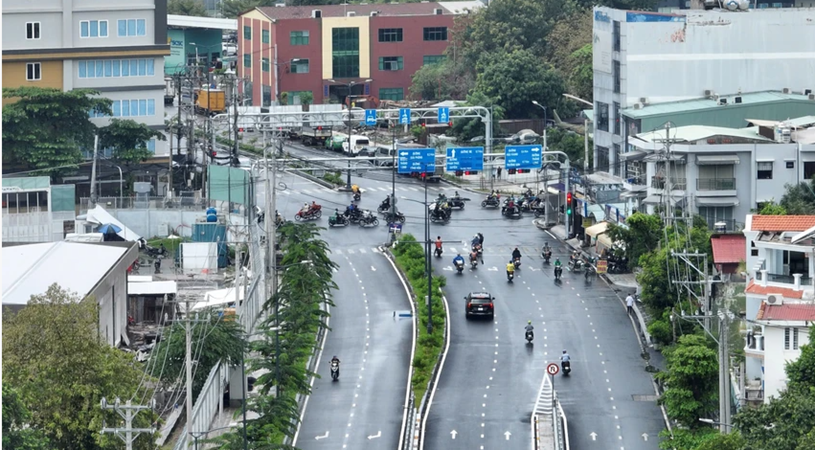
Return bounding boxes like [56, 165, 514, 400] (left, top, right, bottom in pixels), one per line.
[392, 234, 447, 402]
[648, 316, 673, 347]
[323, 172, 344, 186]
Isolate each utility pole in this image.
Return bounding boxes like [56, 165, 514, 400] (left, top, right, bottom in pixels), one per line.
[90, 134, 100, 205]
[177, 296, 207, 448]
[100, 397, 156, 450]
[232, 75, 241, 167]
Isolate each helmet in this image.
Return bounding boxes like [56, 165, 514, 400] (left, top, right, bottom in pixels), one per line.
[457, 253, 461, 256]
[562, 350, 567, 353]
[528, 320, 532, 324]
[333, 355, 337, 359]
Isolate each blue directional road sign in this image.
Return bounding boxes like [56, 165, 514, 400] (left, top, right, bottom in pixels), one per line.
[438, 107, 450, 124]
[398, 148, 436, 174]
[446, 147, 484, 172]
[399, 108, 411, 125]
[505, 145, 542, 170]
[365, 109, 377, 126]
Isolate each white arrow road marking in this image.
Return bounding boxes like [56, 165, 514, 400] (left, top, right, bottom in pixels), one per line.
[371, 265, 376, 271]
[367, 431, 381, 440]
[590, 432, 597, 441]
[443, 266, 454, 271]
[315, 431, 329, 440]
[504, 431, 511, 440]
[642, 433, 649, 441]
[451, 430, 458, 439]
[488, 267, 498, 271]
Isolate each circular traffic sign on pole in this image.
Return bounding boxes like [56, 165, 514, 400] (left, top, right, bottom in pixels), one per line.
[547, 363, 560, 376]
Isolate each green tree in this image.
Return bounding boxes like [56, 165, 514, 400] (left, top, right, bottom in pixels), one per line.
[545, 128, 591, 169]
[2, 87, 111, 174]
[780, 182, 815, 215]
[168, 0, 208, 15]
[299, 90, 313, 106]
[2, 284, 154, 450]
[735, 386, 815, 450]
[657, 334, 719, 429]
[146, 314, 245, 401]
[448, 91, 506, 142]
[606, 212, 663, 267]
[544, 8, 593, 72]
[568, 44, 594, 102]
[99, 118, 165, 167]
[474, 49, 566, 120]
[759, 200, 788, 215]
[785, 325, 815, 390]
[693, 431, 745, 450]
[2, 385, 50, 450]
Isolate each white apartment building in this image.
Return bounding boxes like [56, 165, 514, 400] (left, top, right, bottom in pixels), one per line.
[2, 0, 171, 157]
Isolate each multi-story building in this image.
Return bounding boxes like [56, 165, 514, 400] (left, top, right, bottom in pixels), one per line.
[2, 0, 171, 156]
[741, 215, 815, 404]
[237, 1, 483, 107]
[623, 115, 815, 230]
[592, 6, 815, 177]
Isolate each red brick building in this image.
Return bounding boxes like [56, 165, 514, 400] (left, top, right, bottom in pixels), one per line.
[237, 1, 483, 107]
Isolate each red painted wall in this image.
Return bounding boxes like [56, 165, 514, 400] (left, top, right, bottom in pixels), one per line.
[369, 15, 453, 100]
[274, 18, 324, 104]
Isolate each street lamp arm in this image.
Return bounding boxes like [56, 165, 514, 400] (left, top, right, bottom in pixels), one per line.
[562, 93, 593, 108]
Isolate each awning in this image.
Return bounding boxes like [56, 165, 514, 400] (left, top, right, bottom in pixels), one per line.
[585, 221, 610, 238]
[597, 233, 614, 249]
[643, 153, 685, 163]
[620, 150, 647, 161]
[696, 155, 740, 165]
[587, 204, 606, 221]
[696, 197, 740, 207]
[642, 194, 685, 206]
[620, 190, 647, 199]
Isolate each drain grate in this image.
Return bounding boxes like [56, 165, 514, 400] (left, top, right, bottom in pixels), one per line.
[632, 394, 658, 402]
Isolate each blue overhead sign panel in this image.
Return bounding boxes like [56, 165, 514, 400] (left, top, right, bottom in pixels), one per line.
[505, 145, 542, 170]
[399, 108, 411, 125]
[365, 109, 377, 126]
[446, 147, 484, 171]
[398, 148, 436, 174]
[438, 107, 450, 124]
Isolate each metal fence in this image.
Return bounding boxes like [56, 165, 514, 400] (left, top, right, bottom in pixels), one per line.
[80, 196, 205, 211]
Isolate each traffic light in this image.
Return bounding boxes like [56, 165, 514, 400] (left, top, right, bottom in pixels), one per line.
[508, 169, 517, 175]
[517, 169, 527, 174]
[421, 172, 427, 179]
[465, 171, 478, 175]
[455, 170, 464, 176]
[566, 192, 573, 216]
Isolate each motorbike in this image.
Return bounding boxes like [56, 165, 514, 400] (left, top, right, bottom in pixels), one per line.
[525, 329, 534, 343]
[330, 361, 340, 381]
[507, 270, 515, 282]
[473, 244, 484, 263]
[541, 248, 552, 264]
[561, 360, 571, 376]
[275, 215, 285, 227]
[353, 191, 361, 202]
[513, 256, 522, 269]
[434, 247, 444, 258]
[585, 264, 595, 281]
[430, 209, 450, 224]
[568, 258, 585, 272]
[470, 255, 479, 270]
[481, 195, 500, 208]
[383, 211, 406, 224]
[554, 265, 563, 281]
[344, 208, 363, 224]
[295, 205, 322, 221]
[377, 200, 391, 214]
[359, 213, 379, 227]
[532, 205, 545, 218]
[502, 205, 522, 218]
[455, 259, 464, 274]
[328, 214, 349, 227]
[449, 197, 468, 209]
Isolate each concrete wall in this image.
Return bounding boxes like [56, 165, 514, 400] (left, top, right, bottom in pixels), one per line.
[764, 325, 808, 402]
[89, 243, 138, 346]
[107, 209, 247, 240]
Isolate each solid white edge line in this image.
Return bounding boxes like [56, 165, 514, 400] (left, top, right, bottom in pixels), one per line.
[382, 247, 418, 450]
[419, 290, 451, 450]
[291, 300, 331, 445]
[545, 230, 556, 240]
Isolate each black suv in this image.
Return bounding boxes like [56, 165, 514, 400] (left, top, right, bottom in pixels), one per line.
[465, 292, 495, 320]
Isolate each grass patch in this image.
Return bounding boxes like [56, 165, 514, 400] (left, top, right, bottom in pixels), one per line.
[391, 234, 447, 402]
[323, 171, 344, 186]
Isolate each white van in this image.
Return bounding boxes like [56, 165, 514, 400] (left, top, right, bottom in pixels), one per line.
[343, 135, 371, 156]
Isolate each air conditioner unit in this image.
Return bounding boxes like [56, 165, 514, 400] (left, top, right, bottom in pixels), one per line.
[639, 97, 648, 104]
[346, 11, 356, 16]
[704, 89, 714, 97]
[734, 96, 742, 104]
[434, 8, 443, 14]
[766, 294, 783, 305]
[718, 98, 727, 105]
[809, 94, 815, 101]
[370, 11, 378, 16]
[633, 103, 642, 110]
[783, 87, 791, 94]
[312, 9, 322, 17]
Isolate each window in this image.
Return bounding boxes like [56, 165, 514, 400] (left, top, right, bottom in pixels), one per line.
[243, 25, 251, 40]
[757, 161, 773, 179]
[290, 30, 309, 46]
[262, 29, 270, 44]
[146, 139, 156, 153]
[787, 161, 795, 169]
[698, 164, 735, 190]
[262, 57, 270, 72]
[26, 63, 41, 81]
[81, 20, 107, 38]
[613, 144, 621, 176]
[378, 28, 403, 42]
[379, 56, 403, 71]
[613, 102, 621, 136]
[78, 58, 154, 79]
[423, 27, 447, 41]
[596, 102, 609, 132]
[291, 59, 309, 74]
[423, 55, 445, 65]
[785, 327, 799, 350]
[613, 21, 621, 52]
[26, 22, 41, 40]
[612, 60, 621, 94]
[596, 146, 609, 172]
[698, 206, 734, 230]
[379, 88, 404, 101]
[262, 85, 272, 107]
[107, 99, 155, 117]
[332, 27, 359, 78]
[243, 54, 251, 68]
[118, 19, 145, 37]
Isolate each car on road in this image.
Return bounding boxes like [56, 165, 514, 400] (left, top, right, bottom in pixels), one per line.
[464, 292, 495, 319]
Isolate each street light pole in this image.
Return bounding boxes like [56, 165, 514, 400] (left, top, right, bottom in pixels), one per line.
[532, 100, 547, 152]
[424, 170, 433, 334]
[327, 78, 372, 190]
[562, 93, 594, 173]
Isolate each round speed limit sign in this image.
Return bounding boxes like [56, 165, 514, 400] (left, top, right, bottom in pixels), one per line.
[546, 363, 560, 376]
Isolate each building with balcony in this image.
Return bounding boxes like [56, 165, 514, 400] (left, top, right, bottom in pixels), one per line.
[740, 215, 815, 404]
[3, 177, 77, 242]
[165, 14, 237, 75]
[592, 6, 815, 178]
[2, 0, 171, 156]
[237, 1, 483, 107]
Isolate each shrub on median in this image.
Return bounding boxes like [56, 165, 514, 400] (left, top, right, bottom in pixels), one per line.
[391, 234, 447, 402]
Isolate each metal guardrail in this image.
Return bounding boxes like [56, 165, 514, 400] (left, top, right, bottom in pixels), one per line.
[532, 373, 569, 450]
[402, 392, 416, 450]
[80, 196, 205, 211]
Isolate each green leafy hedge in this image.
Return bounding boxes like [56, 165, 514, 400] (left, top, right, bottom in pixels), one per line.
[391, 234, 447, 402]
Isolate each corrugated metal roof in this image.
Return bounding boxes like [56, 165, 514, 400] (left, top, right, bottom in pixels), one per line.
[2, 242, 128, 306]
[256, 1, 480, 20]
[634, 125, 773, 143]
[2, 176, 50, 190]
[710, 234, 745, 264]
[622, 91, 815, 119]
[757, 302, 815, 321]
[128, 280, 177, 296]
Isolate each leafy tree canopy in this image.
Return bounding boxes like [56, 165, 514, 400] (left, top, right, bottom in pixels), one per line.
[2, 87, 111, 174]
[98, 119, 165, 167]
[448, 91, 506, 142]
[780, 181, 815, 215]
[568, 44, 594, 103]
[2, 284, 154, 450]
[474, 49, 566, 120]
[606, 212, 663, 267]
[2, 385, 50, 450]
[657, 334, 719, 429]
[168, 0, 208, 15]
[759, 200, 788, 215]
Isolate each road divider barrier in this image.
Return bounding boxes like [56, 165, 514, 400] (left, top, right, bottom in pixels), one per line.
[532, 373, 569, 450]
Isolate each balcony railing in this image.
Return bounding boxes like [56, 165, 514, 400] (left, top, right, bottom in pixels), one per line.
[745, 334, 764, 352]
[764, 272, 813, 286]
[697, 178, 736, 190]
[651, 176, 686, 190]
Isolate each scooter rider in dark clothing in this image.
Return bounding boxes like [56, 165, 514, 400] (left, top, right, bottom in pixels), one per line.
[512, 247, 522, 262]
